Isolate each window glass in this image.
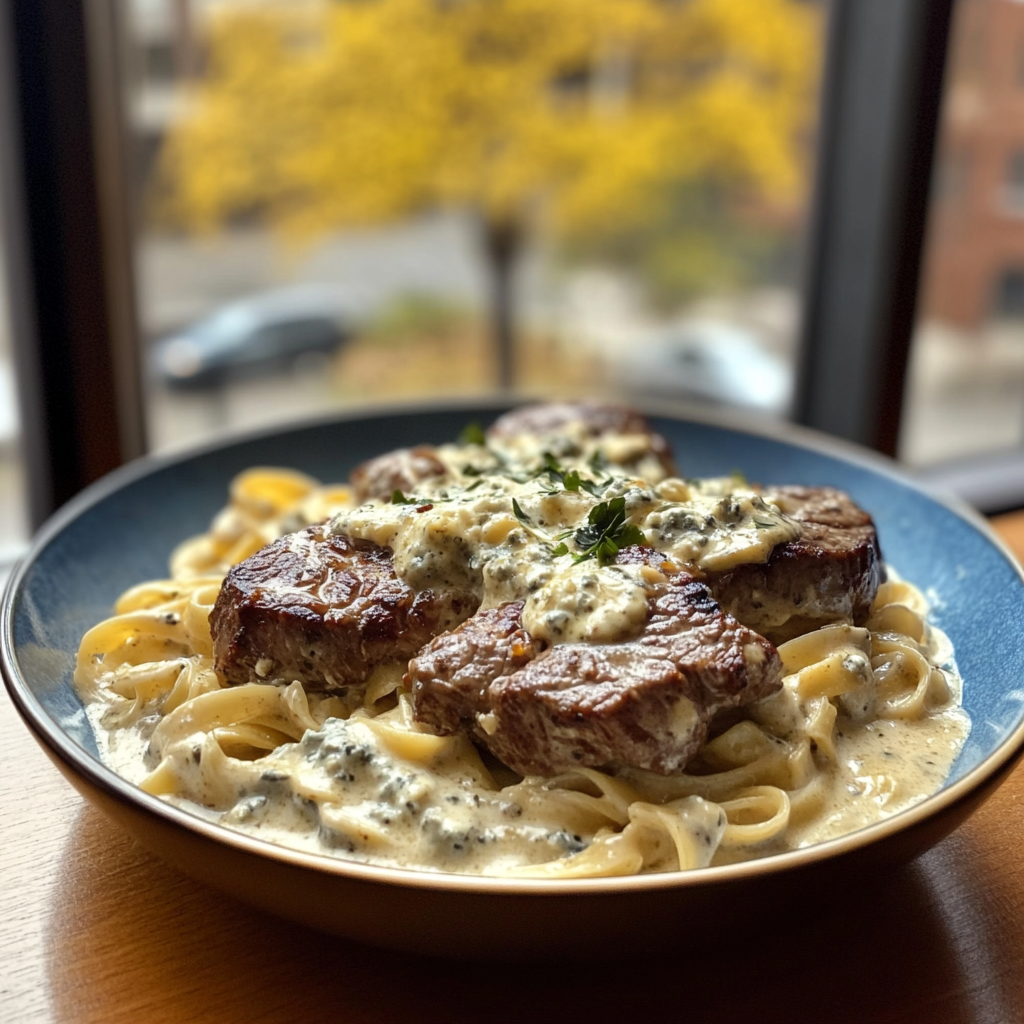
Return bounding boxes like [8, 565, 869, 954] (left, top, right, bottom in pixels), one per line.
[903, 0, 1024, 465]
[124, 0, 827, 455]
[0, 208, 28, 565]
[1004, 149, 1024, 211]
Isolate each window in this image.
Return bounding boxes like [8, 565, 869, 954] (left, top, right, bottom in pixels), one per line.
[903, 0, 1024, 471]
[993, 267, 1024, 317]
[117, 0, 828, 457]
[6, 0, 987, 525]
[1004, 149, 1024, 211]
[0, 225, 28, 567]
[935, 150, 971, 204]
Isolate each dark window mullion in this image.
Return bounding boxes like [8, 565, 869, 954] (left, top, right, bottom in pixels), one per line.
[795, 0, 955, 457]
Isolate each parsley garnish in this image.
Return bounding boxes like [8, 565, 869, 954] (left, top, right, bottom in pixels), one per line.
[536, 451, 608, 497]
[459, 422, 487, 446]
[542, 451, 562, 474]
[535, 452, 566, 494]
[511, 498, 532, 525]
[390, 490, 419, 505]
[571, 496, 646, 565]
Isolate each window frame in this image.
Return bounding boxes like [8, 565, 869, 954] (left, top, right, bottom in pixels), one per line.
[0, 0, 146, 530]
[794, 0, 955, 457]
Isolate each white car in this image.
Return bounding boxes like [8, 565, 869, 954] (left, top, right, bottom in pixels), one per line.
[619, 320, 793, 415]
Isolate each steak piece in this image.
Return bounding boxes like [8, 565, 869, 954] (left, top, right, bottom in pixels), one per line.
[348, 403, 675, 504]
[210, 524, 477, 691]
[410, 602, 543, 735]
[410, 572, 781, 776]
[703, 485, 884, 643]
[487, 401, 677, 475]
[350, 446, 448, 503]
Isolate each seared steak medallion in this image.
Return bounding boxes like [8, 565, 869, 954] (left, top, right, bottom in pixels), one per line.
[409, 572, 781, 777]
[704, 486, 884, 643]
[348, 401, 675, 504]
[210, 524, 477, 691]
[350, 446, 448, 503]
[488, 401, 677, 475]
[410, 601, 543, 735]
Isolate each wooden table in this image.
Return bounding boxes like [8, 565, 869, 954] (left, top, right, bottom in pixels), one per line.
[4, 516, 1024, 1024]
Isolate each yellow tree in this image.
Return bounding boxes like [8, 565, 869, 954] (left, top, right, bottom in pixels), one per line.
[160, 0, 820, 387]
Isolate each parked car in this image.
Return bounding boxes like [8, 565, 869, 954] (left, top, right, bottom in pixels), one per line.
[619, 320, 793, 415]
[153, 286, 357, 388]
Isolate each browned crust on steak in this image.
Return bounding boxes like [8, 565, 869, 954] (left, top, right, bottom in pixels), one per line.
[210, 524, 477, 691]
[487, 402, 677, 475]
[409, 602, 543, 734]
[704, 485, 884, 643]
[350, 446, 448, 503]
[410, 574, 781, 776]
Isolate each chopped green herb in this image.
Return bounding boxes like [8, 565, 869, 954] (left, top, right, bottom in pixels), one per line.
[391, 490, 418, 505]
[571, 496, 647, 565]
[551, 542, 569, 557]
[459, 422, 487, 446]
[535, 452, 605, 496]
[618, 523, 647, 547]
[753, 519, 776, 530]
[461, 464, 484, 476]
[511, 498, 532, 525]
[534, 452, 565, 490]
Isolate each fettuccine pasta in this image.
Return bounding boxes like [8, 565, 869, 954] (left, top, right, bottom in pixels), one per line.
[75, 468, 969, 877]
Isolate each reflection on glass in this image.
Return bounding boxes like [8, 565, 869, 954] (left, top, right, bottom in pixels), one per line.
[0, 210, 28, 563]
[904, 0, 1024, 465]
[125, 0, 824, 453]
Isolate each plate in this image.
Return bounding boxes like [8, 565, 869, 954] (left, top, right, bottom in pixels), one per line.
[5, 398, 1024, 959]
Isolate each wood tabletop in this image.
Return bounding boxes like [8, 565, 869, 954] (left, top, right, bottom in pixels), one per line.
[4, 514, 1024, 1024]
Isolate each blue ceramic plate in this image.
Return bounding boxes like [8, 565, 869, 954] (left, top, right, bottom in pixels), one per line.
[5, 399, 1024, 958]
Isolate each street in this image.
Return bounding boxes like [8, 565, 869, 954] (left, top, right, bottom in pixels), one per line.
[2, 215, 1024, 556]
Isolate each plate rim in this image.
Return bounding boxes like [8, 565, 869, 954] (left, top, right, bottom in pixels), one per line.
[5, 396, 1024, 895]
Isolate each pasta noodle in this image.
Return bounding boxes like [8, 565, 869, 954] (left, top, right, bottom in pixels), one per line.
[75, 461, 970, 878]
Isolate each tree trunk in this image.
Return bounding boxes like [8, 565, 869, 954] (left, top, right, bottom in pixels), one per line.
[482, 217, 521, 391]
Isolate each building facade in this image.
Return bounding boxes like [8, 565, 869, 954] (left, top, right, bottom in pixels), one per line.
[923, 0, 1024, 326]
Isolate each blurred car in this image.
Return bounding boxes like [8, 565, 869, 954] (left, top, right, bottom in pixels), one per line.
[619, 320, 793, 415]
[153, 286, 357, 389]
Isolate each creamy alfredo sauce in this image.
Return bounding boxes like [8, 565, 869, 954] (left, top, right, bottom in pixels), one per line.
[333, 439, 799, 646]
[82, 430, 970, 875]
[786, 630, 969, 851]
